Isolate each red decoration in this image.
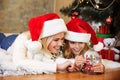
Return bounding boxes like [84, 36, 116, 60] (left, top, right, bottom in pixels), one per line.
[81, 63, 94, 74]
[71, 12, 79, 19]
[71, 16, 76, 19]
[106, 16, 112, 24]
[99, 24, 109, 34]
[99, 49, 115, 60]
[81, 52, 101, 74]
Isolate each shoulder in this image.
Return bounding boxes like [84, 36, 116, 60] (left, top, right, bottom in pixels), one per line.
[17, 31, 30, 40]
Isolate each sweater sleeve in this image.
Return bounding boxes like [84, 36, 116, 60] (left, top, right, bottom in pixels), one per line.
[10, 32, 56, 74]
[56, 57, 75, 64]
[16, 59, 57, 74]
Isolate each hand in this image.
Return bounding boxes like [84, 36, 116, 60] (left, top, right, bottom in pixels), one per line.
[75, 55, 84, 68]
[57, 60, 75, 72]
[93, 55, 105, 73]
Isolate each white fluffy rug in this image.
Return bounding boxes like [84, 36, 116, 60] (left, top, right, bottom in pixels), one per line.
[0, 48, 120, 76]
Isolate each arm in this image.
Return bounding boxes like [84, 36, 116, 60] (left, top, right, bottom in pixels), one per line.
[75, 55, 84, 68]
[56, 57, 76, 72]
[11, 32, 56, 74]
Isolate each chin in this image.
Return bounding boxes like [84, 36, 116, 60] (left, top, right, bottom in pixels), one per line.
[75, 53, 80, 55]
[73, 52, 80, 55]
[52, 51, 59, 54]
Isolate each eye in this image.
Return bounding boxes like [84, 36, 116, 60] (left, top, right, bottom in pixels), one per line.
[79, 42, 84, 44]
[69, 41, 75, 44]
[54, 38, 59, 41]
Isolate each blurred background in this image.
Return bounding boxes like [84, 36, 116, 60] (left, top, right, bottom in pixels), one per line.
[0, 0, 72, 33]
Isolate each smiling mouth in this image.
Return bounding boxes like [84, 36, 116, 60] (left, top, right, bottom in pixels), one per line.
[73, 49, 80, 52]
[72, 48, 82, 53]
[55, 46, 60, 50]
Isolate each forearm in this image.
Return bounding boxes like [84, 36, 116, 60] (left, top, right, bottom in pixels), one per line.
[14, 59, 57, 74]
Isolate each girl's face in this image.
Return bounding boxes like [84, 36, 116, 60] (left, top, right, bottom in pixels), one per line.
[48, 32, 65, 54]
[68, 41, 85, 55]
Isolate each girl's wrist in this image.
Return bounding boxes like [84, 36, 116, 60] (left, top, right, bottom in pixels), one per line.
[56, 64, 60, 72]
[102, 64, 105, 74]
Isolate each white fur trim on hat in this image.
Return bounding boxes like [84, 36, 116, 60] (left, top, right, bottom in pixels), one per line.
[93, 42, 103, 51]
[65, 31, 91, 42]
[40, 19, 67, 38]
[25, 39, 42, 59]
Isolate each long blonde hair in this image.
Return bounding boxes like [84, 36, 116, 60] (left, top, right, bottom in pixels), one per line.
[41, 37, 51, 53]
[63, 40, 89, 59]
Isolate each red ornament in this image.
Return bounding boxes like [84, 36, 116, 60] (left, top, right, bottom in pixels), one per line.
[71, 12, 79, 19]
[72, 12, 78, 16]
[71, 16, 76, 19]
[106, 16, 112, 24]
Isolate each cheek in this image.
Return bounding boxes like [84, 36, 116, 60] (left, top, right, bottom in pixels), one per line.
[69, 43, 85, 50]
[48, 41, 58, 52]
[69, 44, 75, 49]
[81, 44, 85, 49]
[48, 42, 54, 51]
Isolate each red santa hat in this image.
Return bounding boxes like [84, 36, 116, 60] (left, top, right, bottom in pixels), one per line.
[65, 18, 103, 51]
[25, 13, 67, 55]
[28, 13, 67, 41]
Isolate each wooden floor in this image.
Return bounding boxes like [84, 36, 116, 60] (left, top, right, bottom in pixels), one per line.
[0, 68, 120, 80]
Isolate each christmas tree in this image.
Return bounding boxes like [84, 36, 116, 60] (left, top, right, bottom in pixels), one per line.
[60, 0, 120, 36]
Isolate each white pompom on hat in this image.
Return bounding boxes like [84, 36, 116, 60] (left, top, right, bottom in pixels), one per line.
[65, 18, 103, 51]
[26, 13, 67, 52]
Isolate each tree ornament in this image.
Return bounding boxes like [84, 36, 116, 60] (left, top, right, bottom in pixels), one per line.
[106, 16, 112, 24]
[71, 12, 79, 19]
[90, 0, 115, 10]
[95, 4, 99, 9]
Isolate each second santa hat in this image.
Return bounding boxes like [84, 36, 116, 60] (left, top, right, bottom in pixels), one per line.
[65, 18, 103, 51]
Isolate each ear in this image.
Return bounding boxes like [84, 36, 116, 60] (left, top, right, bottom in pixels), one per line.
[112, 38, 115, 42]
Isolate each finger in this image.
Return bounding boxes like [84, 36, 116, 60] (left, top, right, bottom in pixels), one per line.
[76, 59, 84, 65]
[93, 62, 102, 66]
[80, 55, 84, 59]
[76, 55, 80, 58]
[77, 57, 84, 62]
[77, 56, 81, 60]
[94, 67, 103, 73]
[77, 61, 84, 65]
[75, 56, 79, 60]
[67, 67, 74, 72]
[99, 55, 102, 63]
[93, 64, 104, 73]
[66, 63, 74, 72]
[76, 67, 80, 71]
[79, 55, 82, 58]
[70, 63, 75, 69]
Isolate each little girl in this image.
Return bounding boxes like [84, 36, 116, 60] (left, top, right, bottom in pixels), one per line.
[0, 13, 75, 75]
[63, 17, 104, 73]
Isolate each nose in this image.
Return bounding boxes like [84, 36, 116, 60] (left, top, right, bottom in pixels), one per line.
[58, 40, 63, 46]
[108, 44, 110, 46]
[75, 43, 80, 48]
